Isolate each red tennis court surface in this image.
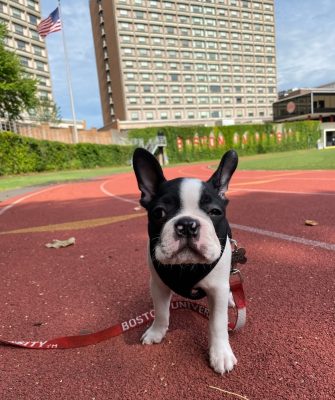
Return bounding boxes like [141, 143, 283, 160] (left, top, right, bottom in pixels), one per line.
[0, 164, 334, 400]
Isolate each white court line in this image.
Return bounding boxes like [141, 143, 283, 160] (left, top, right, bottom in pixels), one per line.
[99, 185, 335, 252]
[100, 180, 139, 205]
[0, 185, 64, 217]
[231, 223, 335, 252]
[230, 188, 335, 197]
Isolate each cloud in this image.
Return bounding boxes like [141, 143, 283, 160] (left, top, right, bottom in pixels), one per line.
[275, 0, 335, 90]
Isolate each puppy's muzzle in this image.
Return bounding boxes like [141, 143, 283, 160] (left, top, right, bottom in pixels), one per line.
[174, 217, 200, 239]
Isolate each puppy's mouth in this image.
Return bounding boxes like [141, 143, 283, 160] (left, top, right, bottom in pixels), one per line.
[158, 238, 210, 265]
[178, 239, 205, 257]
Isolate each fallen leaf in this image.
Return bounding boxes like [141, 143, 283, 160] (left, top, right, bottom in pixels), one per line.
[305, 220, 318, 226]
[45, 237, 76, 249]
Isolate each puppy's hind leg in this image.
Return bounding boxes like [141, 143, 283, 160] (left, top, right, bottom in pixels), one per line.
[141, 270, 172, 345]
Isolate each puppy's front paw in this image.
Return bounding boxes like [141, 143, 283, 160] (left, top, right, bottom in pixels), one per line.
[209, 343, 237, 374]
[141, 324, 167, 345]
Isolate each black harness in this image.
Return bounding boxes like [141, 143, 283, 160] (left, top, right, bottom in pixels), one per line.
[150, 221, 231, 300]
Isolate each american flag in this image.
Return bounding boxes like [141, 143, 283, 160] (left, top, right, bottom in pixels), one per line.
[37, 7, 62, 38]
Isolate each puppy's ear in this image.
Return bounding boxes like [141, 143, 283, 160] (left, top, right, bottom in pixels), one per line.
[207, 149, 238, 197]
[133, 148, 166, 208]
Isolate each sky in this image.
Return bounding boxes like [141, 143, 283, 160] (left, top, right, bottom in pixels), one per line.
[40, 0, 335, 129]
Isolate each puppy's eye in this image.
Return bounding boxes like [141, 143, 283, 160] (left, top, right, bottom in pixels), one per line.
[208, 208, 222, 216]
[152, 207, 166, 220]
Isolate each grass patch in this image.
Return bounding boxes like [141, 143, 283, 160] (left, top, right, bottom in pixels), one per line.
[0, 166, 132, 192]
[0, 148, 334, 193]
[237, 148, 335, 170]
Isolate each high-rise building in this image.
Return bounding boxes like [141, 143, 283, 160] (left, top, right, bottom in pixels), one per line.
[0, 0, 54, 107]
[90, 0, 277, 130]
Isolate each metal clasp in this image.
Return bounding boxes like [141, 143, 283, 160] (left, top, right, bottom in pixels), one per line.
[230, 268, 243, 283]
[230, 238, 238, 251]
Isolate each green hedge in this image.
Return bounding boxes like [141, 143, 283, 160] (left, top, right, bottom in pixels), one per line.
[128, 121, 321, 163]
[0, 131, 134, 175]
[0, 120, 322, 175]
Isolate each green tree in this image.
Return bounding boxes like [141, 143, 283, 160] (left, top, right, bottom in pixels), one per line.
[0, 23, 38, 120]
[31, 98, 62, 124]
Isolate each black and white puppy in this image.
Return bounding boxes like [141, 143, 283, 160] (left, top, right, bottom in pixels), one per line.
[133, 148, 238, 374]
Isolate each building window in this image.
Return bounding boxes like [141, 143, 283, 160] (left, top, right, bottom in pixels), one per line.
[157, 85, 167, 93]
[29, 14, 38, 25]
[185, 86, 194, 93]
[210, 85, 221, 93]
[30, 30, 39, 40]
[155, 61, 165, 69]
[123, 48, 134, 56]
[156, 73, 165, 81]
[138, 48, 149, 57]
[149, 1, 159, 7]
[119, 22, 131, 30]
[211, 97, 220, 104]
[125, 60, 134, 68]
[119, 9, 129, 17]
[211, 111, 220, 118]
[135, 24, 146, 31]
[179, 15, 189, 24]
[199, 97, 209, 104]
[16, 40, 27, 50]
[126, 85, 137, 93]
[128, 97, 138, 105]
[14, 24, 25, 35]
[144, 97, 153, 104]
[131, 112, 139, 121]
[152, 37, 162, 45]
[36, 61, 45, 71]
[20, 56, 29, 67]
[38, 77, 47, 87]
[166, 26, 175, 34]
[126, 73, 136, 80]
[12, 7, 22, 19]
[142, 85, 152, 93]
[141, 73, 151, 81]
[134, 11, 145, 19]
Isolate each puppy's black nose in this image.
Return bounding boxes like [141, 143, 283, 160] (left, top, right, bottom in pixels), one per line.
[174, 217, 200, 238]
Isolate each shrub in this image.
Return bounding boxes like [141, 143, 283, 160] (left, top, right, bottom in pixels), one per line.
[0, 131, 134, 175]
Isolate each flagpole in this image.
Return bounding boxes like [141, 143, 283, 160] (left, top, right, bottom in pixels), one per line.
[58, 0, 78, 144]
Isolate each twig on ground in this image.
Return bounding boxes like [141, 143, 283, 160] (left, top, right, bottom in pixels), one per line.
[209, 385, 250, 400]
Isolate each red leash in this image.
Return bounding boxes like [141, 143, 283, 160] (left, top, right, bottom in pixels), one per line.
[0, 274, 246, 350]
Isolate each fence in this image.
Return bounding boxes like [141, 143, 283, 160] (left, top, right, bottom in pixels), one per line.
[0, 120, 115, 145]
